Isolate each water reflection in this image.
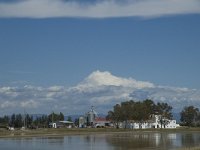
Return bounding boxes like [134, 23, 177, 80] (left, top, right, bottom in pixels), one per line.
[181, 133, 200, 148]
[106, 132, 200, 150]
[106, 132, 174, 150]
[0, 132, 200, 150]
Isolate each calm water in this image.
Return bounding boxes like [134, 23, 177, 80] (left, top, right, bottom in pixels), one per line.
[0, 132, 200, 150]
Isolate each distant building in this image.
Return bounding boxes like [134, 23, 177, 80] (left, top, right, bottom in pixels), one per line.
[85, 106, 98, 126]
[79, 116, 86, 128]
[8, 127, 15, 131]
[93, 117, 111, 128]
[151, 115, 180, 129]
[79, 106, 111, 128]
[119, 115, 179, 129]
[50, 121, 74, 128]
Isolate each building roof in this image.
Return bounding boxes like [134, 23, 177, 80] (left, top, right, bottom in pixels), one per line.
[95, 117, 108, 122]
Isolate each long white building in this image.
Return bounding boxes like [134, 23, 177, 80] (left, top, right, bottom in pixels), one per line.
[120, 115, 179, 129]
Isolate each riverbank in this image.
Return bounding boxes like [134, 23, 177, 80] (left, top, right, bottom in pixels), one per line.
[1, 127, 200, 138]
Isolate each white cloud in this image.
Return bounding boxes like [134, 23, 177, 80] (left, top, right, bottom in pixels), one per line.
[74, 70, 154, 92]
[0, 0, 199, 18]
[0, 86, 19, 97]
[47, 86, 64, 92]
[0, 101, 16, 109]
[0, 70, 200, 115]
[20, 100, 38, 108]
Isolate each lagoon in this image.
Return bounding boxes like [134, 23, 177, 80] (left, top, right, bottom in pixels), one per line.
[0, 132, 200, 150]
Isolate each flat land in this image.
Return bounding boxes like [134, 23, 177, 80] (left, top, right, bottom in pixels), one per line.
[1, 127, 200, 138]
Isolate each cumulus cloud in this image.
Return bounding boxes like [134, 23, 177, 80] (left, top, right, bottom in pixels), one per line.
[20, 100, 38, 108]
[130, 86, 200, 112]
[0, 0, 199, 18]
[0, 70, 200, 115]
[0, 101, 16, 109]
[74, 70, 154, 92]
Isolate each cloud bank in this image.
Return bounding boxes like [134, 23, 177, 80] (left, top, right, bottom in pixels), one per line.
[0, 70, 200, 115]
[0, 0, 200, 18]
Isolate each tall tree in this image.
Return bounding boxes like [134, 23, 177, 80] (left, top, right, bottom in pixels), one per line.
[48, 112, 65, 123]
[180, 106, 199, 127]
[143, 99, 156, 115]
[10, 114, 16, 127]
[67, 116, 72, 122]
[59, 112, 64, 121]
[107, 104, 123, 128]
[107, 99, 173, 129]
[74, 118, 79, 127]
[132, 101, 151, 128]
[26, 114, 33, 127]
[155, 102, 173, 128]
[15, 114, 23, 128]
[0, 115, 9, 125]
[121, 101, 135, 128]
[33, 115, 48, 128]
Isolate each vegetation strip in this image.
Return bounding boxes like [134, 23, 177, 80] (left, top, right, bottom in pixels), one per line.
[1, 128, 200, 138]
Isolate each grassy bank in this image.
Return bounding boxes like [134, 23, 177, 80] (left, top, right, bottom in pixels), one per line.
[1, 127, 200, 138]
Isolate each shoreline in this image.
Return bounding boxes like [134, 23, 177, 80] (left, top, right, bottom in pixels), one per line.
[1, 127, 200, 139]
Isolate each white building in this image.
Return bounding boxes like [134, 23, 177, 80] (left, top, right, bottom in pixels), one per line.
[152, 115, 179, 129]
[50, 121, 74, 128]
[120, 115, 179, 129]
[79, 116, 86, 128]
[93, 117, 111, 128]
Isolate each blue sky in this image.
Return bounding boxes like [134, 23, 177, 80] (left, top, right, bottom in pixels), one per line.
[0, 0, 200, 115]
[1, 15, 200, 88]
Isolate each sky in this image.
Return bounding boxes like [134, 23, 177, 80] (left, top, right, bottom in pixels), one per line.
[0, 0, 200, 116]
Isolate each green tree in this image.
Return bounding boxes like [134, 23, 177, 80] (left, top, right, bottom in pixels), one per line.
[67, 116, 72, 122]
[143, 99, 156, 115]
[59, 112, 64, 121]
[48, 112, 65, 123]
[0, 115, 9, 125]
[107, 99, 173, 129]
[123, 100, 155, 128]
[48, 112, 57, 122]
[33, 115, 48, 128]
[106, 110, 114, 120]
[25, 114, 33, 127]
[74, 118, 79, 127]
[155, 102, 173, 128]
[10, 114, 16, 127]
[107, 104, 123, 128]
[121, 101, 135, 128]
[180, 106, 199, 127]
[132, 101, 151, 128]
[15, 114, 23, 128]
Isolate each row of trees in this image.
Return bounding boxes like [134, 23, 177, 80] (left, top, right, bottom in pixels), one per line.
[0, 112, 68, 128]
[106, 99, 173, 128]
[107, 99, 200, 128]
[1, 100, 200, 128]
[180, 106, 200, 127]
[0, 114, 33, 128]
